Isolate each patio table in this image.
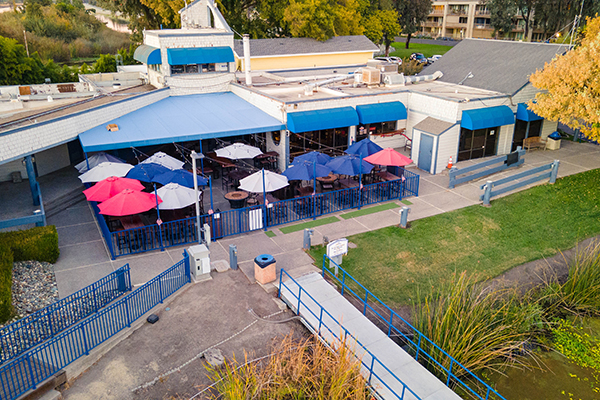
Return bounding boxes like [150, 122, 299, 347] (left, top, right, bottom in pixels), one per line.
[224, 191, 248, 209]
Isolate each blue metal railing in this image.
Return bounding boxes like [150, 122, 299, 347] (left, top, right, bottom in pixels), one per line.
[321, 255, 506, 400]
[0, 182, 46, 230]
[0, 255, 190, 400]
[0, 265, 131, 365]
[449, 149, 526, 189]
[278, 268, 422, 400]
[100, 168, 420, 258]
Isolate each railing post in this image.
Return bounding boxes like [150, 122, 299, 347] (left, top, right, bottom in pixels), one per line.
[278, 270, 283, 298]
[482, 180, 493, 207]
[368, 356, 375, 383]
[27, 354, 37, 390]
[549, 160, 560, 183]
[81, 323, 89, 355]
[446, 359, 454, 386]
[318, 307, 323, 334]
[47, 307, 54, 338]
[125, 296, 131, 328]
[322, 254, 326, 277]
[415, 334, 422, 361]
[363, 292, 368, 315]
[297, 288, 302, 314]
[387, 313, 393, 337]
[158, 277, 164, 303]
[341, 273, 346, 296]
[449, 166, 458, 189]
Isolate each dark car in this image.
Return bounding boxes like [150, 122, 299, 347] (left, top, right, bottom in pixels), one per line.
[409, 53, 429, 65]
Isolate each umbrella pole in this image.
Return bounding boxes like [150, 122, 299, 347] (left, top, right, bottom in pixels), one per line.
[358, 155, 362, 210]
[154, 183, 165, 251]
[262, 169, 267, 231]
[199, 140, 204, 174]
[84, 152, 90, 171]
[313, 161, 317, 220]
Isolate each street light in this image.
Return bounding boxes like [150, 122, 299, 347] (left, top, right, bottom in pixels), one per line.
[191, 150, 205, 244]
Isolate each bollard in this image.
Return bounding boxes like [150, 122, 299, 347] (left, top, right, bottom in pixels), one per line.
[303, 228, 314, 249]
[229, 244, 238, 270]
[399, 206, 410, 229]
[549, 160, 560, 184]
[482, 180, 493, 207]
[203, 223, 211, 247]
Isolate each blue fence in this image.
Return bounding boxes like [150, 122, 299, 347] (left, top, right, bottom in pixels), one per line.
[0, 256, 190, 400]
[0, 182, 46, 230]
[449, 149, 526, 189]
[320, 255, 506, 400]
[0, 265, 131, 365]
[101, 168, 419, 259]
[278, 268, 423, 400]
[481, 160, 559, 206]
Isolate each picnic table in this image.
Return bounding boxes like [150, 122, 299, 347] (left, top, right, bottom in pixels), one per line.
[339, 178, 359, 189]
[377, 171, 401, 181]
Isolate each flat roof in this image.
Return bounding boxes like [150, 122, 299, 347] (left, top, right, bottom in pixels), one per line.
[78, 92, 285, 152]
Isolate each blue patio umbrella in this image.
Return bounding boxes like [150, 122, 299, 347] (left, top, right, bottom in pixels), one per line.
[153, 169, 208, 188]
[345, 138, 383, 158]
[326, 155, 374, 176]
[282, 160, 332, 181]
[292, 151, 332, 165]
[126, 162, 170, 182]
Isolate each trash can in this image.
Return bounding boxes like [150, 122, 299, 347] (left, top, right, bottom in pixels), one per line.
[254, 254, 276, 284]
[546, 131, 562, 150]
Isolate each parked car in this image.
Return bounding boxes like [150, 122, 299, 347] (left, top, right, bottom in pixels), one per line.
[427, 54, 443, 63]
[375, 56, 403, 65]
[409, 53, 429, 65]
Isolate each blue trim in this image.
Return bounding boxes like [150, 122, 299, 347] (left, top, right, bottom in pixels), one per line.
[134, 45, 161, 65]
[287, 107, 359, 133]
[461, 105, 515, 130]
[356, 102, 407, 124]
[167, 47, 234, 65]
[516, 103, 543, 122]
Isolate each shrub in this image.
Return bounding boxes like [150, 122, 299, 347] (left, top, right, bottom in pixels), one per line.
[0, 226, 59, 264]
[206, 333, 369, 399]
[0, 243, 13, 323]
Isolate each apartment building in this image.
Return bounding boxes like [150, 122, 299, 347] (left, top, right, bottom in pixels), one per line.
[422, 0, 546, 41]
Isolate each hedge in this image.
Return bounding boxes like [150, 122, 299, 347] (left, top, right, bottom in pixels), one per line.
[0, 226, 59, 323]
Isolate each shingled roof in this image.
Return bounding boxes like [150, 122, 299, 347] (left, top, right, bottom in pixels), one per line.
[421, 39, 569, 95]
[233, 35, 379, 58]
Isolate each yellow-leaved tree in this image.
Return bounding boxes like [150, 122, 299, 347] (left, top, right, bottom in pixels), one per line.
[528, 16, 600, 141]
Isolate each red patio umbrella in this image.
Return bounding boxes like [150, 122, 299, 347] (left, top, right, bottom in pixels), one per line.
[98, 189, 162, 216]
[83, 176, 144, 202]
[363, 148, 413, 167]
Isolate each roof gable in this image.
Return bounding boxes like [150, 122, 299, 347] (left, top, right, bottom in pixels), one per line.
[421, 39, 569, 95]
[234, 35, 378, 58]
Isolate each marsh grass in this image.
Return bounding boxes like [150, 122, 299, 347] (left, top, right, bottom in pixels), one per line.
[205, 333, 369, 399]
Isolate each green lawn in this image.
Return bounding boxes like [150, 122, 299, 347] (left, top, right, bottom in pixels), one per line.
[389, 42, 453, 59]
[308, 169, 600, 307]
[340, 203, 400, 219]
[279, 216, 340, 234]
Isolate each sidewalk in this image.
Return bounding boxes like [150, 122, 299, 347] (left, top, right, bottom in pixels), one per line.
[42, 140, 600, 297]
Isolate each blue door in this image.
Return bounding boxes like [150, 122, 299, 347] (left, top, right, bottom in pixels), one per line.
[418, 134, 434, 172]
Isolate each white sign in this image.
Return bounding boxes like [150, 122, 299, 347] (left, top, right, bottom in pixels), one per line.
[327, 238, 348, 258]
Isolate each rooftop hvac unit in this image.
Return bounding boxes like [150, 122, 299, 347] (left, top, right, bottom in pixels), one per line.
[383, 72, 405, 86]
[362, 68, 381, 85]
[380, 63, 398, 73]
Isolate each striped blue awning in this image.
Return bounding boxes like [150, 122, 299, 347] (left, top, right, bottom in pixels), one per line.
[461, 106, 515, 130]
[356, 102, 407, 124]
[287, 107, 359, 133]
[516, 103, 543, 121]
[133, 45, 161, 65]
[167, 47, 234, 65]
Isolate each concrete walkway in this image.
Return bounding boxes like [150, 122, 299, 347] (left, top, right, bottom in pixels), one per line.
[43, 139, 600, 297]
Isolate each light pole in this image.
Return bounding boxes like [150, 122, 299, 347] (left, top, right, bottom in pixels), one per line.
[191, 150, 205, 244]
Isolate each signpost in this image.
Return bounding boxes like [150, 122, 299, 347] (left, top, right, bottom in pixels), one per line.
[326, 238, 348, 275]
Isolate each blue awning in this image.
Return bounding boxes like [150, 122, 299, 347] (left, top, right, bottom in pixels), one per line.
[356, 102, 407, 124]
[516, 103, 543, 121]
[287, 107, 359, 133]
[167, 47, 234, 65]
[133, 45, 161, 65]
[461, 106, 515, 130]
[78, 92, 285, 152]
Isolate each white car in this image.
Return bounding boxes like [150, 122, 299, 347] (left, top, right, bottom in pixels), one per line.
[427, 54, 443, 63]
[375, 56, 403, 65]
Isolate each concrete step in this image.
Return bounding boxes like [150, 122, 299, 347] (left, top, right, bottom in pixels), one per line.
[44, 188, 86, 218]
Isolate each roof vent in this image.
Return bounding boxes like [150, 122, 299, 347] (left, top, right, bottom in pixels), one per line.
[106, 124, 119, 132]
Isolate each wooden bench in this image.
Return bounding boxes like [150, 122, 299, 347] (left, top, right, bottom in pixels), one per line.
[523, 136, 547, 151]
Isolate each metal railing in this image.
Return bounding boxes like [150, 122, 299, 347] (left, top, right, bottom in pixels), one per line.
[481, 160, 559, 206]
[449, 149, 526, 189]
[0, 265, 131, 364]
[278, 268, 422, 400]
[101, 169, 419, 259]
[321, 255, 506, 400]
[0, 255, 190, 400]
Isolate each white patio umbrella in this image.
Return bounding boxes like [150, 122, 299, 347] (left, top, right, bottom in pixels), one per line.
[156, 182, 200, 210]
[215, 143, 263, 160]
[238, 170, 289, 193]
[75, 152, 125, 173]
[142, 151, 184, 170]
[78, 162, 133, 183]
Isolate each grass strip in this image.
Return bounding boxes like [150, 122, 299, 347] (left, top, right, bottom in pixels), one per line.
[389, 42, 453, 58]
[280, 217, 340, 234]
[340, 203, 400, 219]
[264, 231, 276, 238]
[401, 200, 413, 205]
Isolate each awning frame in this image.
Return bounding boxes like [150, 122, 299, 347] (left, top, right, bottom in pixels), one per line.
[133, 45, 161, 65]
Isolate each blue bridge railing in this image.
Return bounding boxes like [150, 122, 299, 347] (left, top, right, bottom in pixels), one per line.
[321, 255, 506, 400]
[0, 264, 131, 364]
[100, 168, 419, 259]
[278, 268, 422, 400]
[0, 255, 190, 400]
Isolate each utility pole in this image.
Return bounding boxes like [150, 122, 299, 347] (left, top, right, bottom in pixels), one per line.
[23, 30, 29, 57]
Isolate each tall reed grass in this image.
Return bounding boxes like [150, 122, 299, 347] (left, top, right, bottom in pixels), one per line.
[205, 333, 369, 400]
[413, 271, 544, 382]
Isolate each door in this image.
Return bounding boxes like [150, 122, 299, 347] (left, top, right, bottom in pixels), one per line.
[458, 127, 499, 161]
[418, 133, 434, 172]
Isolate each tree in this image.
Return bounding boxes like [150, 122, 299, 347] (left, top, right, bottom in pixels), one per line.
[93, 54, 117, 73]
[528, 16, 600, 141]
[283, 0, 363, 41]
[486, 0, 517, 38]
[363, 9, 401, 55]
[395, 0, 430, 49]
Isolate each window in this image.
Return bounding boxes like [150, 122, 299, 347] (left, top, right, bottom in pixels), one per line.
[459, 17, 468, 24]
[170, 63, 228, 75]
[289, 128, 350, 158]
[359, 121, 397, 137]
[458, 126, 499, 161]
